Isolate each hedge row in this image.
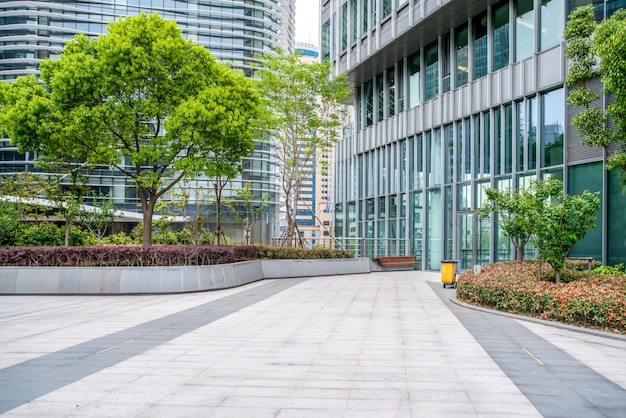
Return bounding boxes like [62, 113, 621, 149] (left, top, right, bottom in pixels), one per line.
[0, 245, 354, 267]
[457, 261, 626, 334]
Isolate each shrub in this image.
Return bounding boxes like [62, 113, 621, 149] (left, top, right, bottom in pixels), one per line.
[255, 245, 353, 260]
[593, 263, 625, 276]
[17, 222, 64, 246]
[101, 231, 135, 245]
[457, 260, 626, 334]
[0, 244, 352, 267]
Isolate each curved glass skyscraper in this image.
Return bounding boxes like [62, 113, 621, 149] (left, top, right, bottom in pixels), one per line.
[0, 0, 296, 243]
[0, 0, 295, 80]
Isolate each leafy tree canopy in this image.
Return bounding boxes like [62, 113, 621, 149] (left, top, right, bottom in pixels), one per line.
[255, 49, 350, 246]
[565, 5, 626, 181]
[0, 13, 262, 245]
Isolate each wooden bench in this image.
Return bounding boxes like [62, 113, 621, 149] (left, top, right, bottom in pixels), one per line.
[373, 256, 421, 269]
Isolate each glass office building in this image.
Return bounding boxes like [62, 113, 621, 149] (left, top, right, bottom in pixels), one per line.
[0, 0, 296, 242]
[324, 0, 626, 269]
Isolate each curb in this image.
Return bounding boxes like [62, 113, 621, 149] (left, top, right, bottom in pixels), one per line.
[449, 292, 626, 342]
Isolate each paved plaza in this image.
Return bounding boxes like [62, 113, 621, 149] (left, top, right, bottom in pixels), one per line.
[1, 270, 625, 417]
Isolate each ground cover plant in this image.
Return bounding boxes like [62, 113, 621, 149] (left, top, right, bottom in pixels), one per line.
[457, 260, 626, 335]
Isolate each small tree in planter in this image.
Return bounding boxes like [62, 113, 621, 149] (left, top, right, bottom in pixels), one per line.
[530, 178, 600, 284]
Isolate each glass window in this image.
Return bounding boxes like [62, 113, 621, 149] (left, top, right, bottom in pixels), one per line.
[444, 185, 453, 259]
[387, 67, 395, 117]
[390, 194, 398, 218]
[409, 51, 421, 108]
[456, 119, 470, 181]
[540, 0, 564, 51]
[516, 100, 525, 171]
[424, 42, 438, 101]
[400, 140, 407, 190]
[528, 96, 537, 170]
[350, 0, 358, 44]
[495, 177, 513, 261]
[442, 34, 451, 93]
[397, 60, 405, 113]
[356, 86, 362, 130]
[504, 103, 513, 174]
[341, 2, 348, 51]
[412, 191, 423, 260]
[371, 0, 377, 26]
[483, 112, 491, 175]
[493, 1, 510, 71]
[348, 201, 357, 237]
[377, 74, 384, 122]
[457, 183, 471, 210]
[456, 23, 469, 88]
[426, 188, 442, 270]
[444, 125, 454, 184]
[541, 89, 564, 167]
[378, 196, 386, 218]
[428, 129, 442, 186]
[381, 0, 392, 19]
[495, 107, 503, 175]
[516, 0, 534, 61]
[608, 170, 626, 265]
[335, 203, 344, 237]
[364, 80, 374, 127]
[474, 114, 482, 178]
[568, 162, 602, 260]
[321, 20, 330, 60]
[411, 134, 424, 189]
[473, 12, 488, 79]
[361, 0, 368, 35]
[366, 198, 375, 220]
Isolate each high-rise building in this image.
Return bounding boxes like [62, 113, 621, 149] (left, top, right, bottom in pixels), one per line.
[324, 0, 626, 269]
[0, 0, 296, 242]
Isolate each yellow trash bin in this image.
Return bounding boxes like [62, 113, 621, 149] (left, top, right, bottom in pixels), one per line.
[441, 260, 458, 289]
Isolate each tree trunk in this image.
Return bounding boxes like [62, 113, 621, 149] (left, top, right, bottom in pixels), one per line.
[64, 220, 71, 247]
[555, 269, 561, 284]
[142, 201, 155, 247]
[516, 244, 524, 261]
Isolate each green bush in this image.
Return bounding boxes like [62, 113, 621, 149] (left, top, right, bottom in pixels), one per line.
[101, 231, 136, 245]
[457, 260, 626, 335]
[256, 245, 353, 260]
[593, 263, 625, 276]
[17, 222, 64, 246]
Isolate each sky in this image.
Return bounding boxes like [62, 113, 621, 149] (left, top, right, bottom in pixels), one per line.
[295, 0, 320, 46]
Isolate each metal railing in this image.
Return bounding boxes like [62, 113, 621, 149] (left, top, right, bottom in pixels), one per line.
[271, 237, 413, 259]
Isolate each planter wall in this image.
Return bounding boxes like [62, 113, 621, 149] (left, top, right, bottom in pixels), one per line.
[0, 258, 371, 295]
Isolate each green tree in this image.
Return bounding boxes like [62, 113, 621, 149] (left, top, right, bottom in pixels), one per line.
[0, 200, 23, 246]
[226, 182, 270, 245]
[565, 5, 626, 182]
[529, 178, 600, 284]
[1, 172, 52, 222]
[0, 13, 262, 246]
[256, 50, 350, 247]
[38, 159, 90, 247]
[79, 193, 117, 245]
[477, 187, 536, 261]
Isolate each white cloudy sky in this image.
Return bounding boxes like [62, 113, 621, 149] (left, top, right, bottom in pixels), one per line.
[295, 0, 320, 45]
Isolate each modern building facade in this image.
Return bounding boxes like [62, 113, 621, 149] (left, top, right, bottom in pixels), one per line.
[0, 0, 296, 242]
[324, 0, 626, 269]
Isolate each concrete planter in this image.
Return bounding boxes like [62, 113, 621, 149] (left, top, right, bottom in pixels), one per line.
[0, 258, 371, 295]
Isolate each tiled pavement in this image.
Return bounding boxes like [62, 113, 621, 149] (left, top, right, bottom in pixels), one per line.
[0, 270, 625, 417]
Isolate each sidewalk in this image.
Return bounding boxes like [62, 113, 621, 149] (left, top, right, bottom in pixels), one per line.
[0, 270, 625, 417]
